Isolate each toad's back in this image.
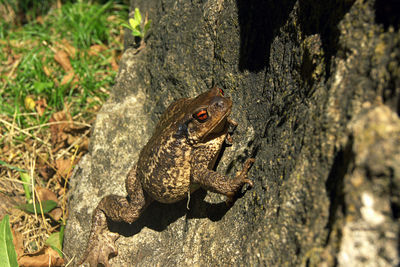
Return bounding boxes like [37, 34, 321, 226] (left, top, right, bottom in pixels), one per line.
[136, 98, 193, 203]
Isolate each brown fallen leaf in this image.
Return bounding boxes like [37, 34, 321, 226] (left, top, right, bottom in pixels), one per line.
[54, 39, 77, 59]
[36, 187, 59, 203]
[106, 15, 117, 22]
[35, 98, 47, 116]
[62, 39, 76, 58]
[38, 165, 55, 181]
[36, 152, 55, 181]
[0, 185, 23, 219]
[88, 44, 106, 56]
[12, 228, 24, 257]
[54, 49, 73, 72]
[60, 70, 76, 86]
[76, 135, 89, 151]
[111, 56, 119, 71]
[4, 55, 15, 65]
[48, 207, 62, 221]
[49, 110, 90, 153]
[36, 16, 44, 25]
[49, 111, 71, 150]
[18, 246, 64, 267]
[55, 158, 74, 179]
[2, 144, 9, 153]
[42, 65, 53, 77]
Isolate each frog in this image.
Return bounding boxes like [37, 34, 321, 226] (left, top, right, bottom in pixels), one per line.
[80, 87, 255, 266]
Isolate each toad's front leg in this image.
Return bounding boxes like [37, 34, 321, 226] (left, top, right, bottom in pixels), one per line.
[80, 168, 151, 267]
[191, 158, 255, 203]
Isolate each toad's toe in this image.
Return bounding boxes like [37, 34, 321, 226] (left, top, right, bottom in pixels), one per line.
[80, 232, 119, 267]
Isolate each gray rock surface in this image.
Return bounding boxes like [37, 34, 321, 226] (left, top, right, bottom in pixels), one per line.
[64, 0, 400, 266]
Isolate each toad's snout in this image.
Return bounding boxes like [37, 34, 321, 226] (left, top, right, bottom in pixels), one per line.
[210, 96, 232, 112]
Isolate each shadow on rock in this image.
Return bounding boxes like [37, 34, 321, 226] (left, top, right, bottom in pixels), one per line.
[236, 0, 296, 72]
[374, 0, 400, 31]
[109, 189, 233, 237]
[298, 0, 355, 76]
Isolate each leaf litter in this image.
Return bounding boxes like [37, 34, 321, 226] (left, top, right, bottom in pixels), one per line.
[0, 1, 126, 265]
[1, 109, 87, 266]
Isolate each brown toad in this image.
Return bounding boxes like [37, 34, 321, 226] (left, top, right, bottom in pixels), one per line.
[80, 87, 255, 266]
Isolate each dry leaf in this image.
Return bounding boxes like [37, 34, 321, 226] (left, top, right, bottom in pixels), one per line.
[18, 246, 64, 267]
[55, 158, 73, 178]
[49, 110, 90, 153]
[57, 187, 66, 197]
[48, 208, 62, 221]
[38, 165, 55, 181]
[78, 136, 89, 151]
[35, 98, 47, 116]
[36, 187, 58, 203]
[36, 152, 49, 166]
[2, 145, 9, 153]
[61, 39, 76, 59]
[12, 228, 24, 257]
[4, 57, 21, 79]
[42, 65, 52, 77]
[54, 39, 76, 59]
[0, 186, 23, 219]
[88, 44, 106, 56]
[5, 55, 15, 65]
[111, 56, 119, 71]
[49, 111, 71, 151]
[60, 71, 75, 86]
[54, 50, 72, 72]
[107, 15, 117, 22]
[36, 16, 44, 24]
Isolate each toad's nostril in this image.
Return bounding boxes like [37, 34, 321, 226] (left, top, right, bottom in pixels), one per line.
[211, 97, 225, 109]
[216, 100, 224, 108]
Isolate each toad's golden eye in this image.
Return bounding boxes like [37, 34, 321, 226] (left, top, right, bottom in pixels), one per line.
[193, 109, 208, 122]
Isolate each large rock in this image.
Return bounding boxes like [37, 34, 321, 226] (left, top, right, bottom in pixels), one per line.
[64, 0, 400, 266]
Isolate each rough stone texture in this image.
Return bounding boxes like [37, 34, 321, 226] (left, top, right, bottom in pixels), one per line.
[64, 0, 400, 266]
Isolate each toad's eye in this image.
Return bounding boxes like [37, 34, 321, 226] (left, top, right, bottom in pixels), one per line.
[193, 109, 208, 122]
[218, 88, 224, 96]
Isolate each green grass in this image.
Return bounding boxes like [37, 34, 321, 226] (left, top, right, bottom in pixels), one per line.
[0, 1, 130, 260]
[0, 0, 128, 128]
[53, 1, 113, 48]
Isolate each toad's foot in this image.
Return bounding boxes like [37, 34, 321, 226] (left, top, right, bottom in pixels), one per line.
[236, 158, 255, 187]
[79, 230, 119, 267]
[79, 209, 119, 267]
[226, 158, 255, 204]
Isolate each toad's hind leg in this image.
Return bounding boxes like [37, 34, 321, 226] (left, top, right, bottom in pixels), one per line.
[80, 167, 152, 267]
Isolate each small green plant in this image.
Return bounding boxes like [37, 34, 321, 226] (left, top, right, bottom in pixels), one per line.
[123, 8, 151, 46]
[0, 215, 18, 267]
[45, 227, 64, 257]
[17, 172, 58, 216]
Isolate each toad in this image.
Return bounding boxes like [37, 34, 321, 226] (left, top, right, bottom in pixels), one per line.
[80, 87, 255, 266]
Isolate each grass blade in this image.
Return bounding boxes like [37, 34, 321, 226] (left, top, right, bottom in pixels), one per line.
[0, 160, 26, 173]
[19, 172, 32, 201]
